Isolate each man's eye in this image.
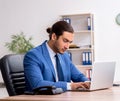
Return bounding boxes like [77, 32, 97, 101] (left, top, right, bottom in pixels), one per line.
[63, 39, 72, 43]
[63, 39, 68, 43]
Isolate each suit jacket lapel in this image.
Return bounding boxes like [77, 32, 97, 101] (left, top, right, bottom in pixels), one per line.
[41, 41, 56, 81]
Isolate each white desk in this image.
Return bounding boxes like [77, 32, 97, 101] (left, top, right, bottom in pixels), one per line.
[0, 87, 120, 101]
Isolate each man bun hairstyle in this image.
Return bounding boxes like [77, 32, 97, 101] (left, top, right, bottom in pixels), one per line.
[46, 21, 74, 39]
[46, 27, 51, 34]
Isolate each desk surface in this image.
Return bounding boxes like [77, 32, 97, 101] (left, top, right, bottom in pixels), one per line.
[0, 87, 120, 101]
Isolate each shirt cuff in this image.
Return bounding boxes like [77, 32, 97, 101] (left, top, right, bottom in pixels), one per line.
[85, 80, 91, 82]
[67, 83, 71, 90]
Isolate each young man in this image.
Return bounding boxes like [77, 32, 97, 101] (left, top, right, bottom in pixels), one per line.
[24, 21, 90, 93]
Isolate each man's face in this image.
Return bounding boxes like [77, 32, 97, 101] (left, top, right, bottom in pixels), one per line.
[53, 31, 74, 54]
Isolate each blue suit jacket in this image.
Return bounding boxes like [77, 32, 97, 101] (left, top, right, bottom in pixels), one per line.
[24, 41, 89, 92]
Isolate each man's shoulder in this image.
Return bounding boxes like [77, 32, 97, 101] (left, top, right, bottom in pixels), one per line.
[24, 41, 48, 58]
[59, 52, 71, 60]
[61, 51, 70, 57]
[27, 45, 42, 53]
[26, 41, 47, 54]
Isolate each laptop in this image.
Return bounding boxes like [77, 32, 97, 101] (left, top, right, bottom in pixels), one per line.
[78, 61, 116, 91]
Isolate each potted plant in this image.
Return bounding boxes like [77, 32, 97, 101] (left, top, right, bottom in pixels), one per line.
[5, 32, 34, 54]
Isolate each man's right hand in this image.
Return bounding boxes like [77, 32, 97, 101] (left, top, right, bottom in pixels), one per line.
[70, 82, 91, 90]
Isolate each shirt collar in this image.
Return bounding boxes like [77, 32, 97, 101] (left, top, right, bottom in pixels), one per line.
[46, 41, 56, 58]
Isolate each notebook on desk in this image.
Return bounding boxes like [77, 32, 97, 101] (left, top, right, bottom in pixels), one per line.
[78, 61, 116, 91]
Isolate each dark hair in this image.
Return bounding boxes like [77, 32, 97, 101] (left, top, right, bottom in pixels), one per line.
[46, 21, 74, 39]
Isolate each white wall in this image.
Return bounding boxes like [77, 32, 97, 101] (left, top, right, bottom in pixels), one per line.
[0, 0, 120, 82]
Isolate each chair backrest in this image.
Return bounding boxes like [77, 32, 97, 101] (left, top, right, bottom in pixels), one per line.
[0, 54, 25, 96]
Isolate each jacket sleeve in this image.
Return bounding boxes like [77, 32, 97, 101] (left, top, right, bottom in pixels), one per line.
[63, 52, 89, 82]
[70, 62, 89, 82]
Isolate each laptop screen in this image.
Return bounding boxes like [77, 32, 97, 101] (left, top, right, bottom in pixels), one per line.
[90, 61, 116, 90]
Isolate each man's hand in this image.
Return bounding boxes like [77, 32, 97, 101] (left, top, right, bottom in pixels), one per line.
[70, 81, 91, 90]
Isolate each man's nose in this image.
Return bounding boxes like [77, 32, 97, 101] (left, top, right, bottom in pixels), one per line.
[65, 43, 70, 49]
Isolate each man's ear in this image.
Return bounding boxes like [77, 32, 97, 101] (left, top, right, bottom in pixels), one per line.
[51, 33, 57, 40]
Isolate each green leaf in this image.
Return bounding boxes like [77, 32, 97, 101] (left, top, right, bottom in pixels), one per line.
[5, 32, 34, 54]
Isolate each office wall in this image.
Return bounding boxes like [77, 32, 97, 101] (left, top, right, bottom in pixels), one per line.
[0, 0, 120, 82]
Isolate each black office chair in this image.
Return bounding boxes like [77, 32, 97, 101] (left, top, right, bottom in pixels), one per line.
[0, 54, 25, 96]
